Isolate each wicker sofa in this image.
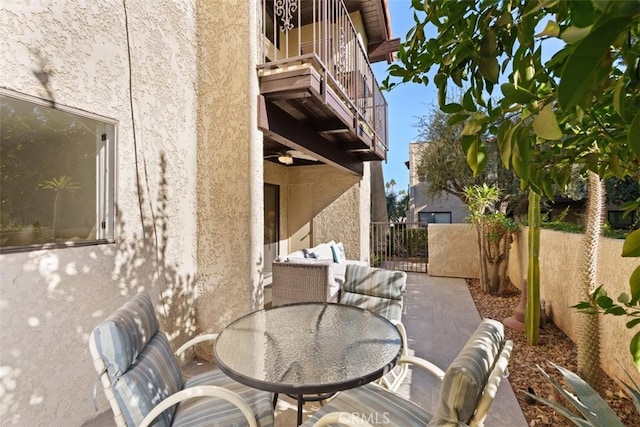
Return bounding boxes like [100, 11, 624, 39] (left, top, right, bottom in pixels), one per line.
[271, 241, 368, 306]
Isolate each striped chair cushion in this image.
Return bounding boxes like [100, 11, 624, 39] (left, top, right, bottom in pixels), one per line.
[343, 264, 406, 300]
[174, 370, 275, 426]
[339, 292, 403, 322]
[91, 292, 160, 379]
[302, 383, 431, 427]
[112, 332, 183, 427]
[428, 318, 504, 425]
[342, 265, 406, 322]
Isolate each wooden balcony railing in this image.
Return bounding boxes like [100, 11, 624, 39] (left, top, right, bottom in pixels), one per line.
[258, 0, 388, 158]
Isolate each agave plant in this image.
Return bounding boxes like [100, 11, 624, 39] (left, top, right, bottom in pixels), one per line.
[525, 362, 640, 427]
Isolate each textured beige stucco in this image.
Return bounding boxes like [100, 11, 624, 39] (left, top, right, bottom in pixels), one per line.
[1, 1, 199, 425]
[507, 228, 640, 382]
[431, 225, 639, 382]
[427, 223, 479, 278]
[195, 0, 263, 339]
[264, 162, 370, 261]
[288, 165, 366, 260]
[1, 1, 376, 424]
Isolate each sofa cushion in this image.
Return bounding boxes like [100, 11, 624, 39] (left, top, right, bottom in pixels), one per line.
[303, 248, 319, 259]
[287, 249, 306, 259]
[314, 242, 335, 261]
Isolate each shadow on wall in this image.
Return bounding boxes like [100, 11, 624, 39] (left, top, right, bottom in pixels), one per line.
[0, 153, 198, 423]
[112, 154, 198, 344]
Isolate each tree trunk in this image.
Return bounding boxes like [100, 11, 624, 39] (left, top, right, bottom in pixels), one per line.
[498, 234, 511, 294]
[577, 171, 604, 391]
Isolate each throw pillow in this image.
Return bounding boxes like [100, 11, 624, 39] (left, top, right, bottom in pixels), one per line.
[303, 248, 319, 259]
[336, 242, 346, 263]
[331, 241, 347, 263]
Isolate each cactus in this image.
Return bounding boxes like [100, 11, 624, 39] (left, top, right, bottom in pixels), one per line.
[577, 171, 604, 391]
[526, 190, 541, 346]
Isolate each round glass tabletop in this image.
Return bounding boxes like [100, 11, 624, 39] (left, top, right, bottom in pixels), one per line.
[214, 302, 402, 395]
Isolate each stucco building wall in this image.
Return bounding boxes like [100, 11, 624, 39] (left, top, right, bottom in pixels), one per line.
[290, 165, 366, 261]
[0, 1, 199, 425]
[408, 142, 469, 223]
[195, 0, 264, 336]
[1, 1, 377, 424]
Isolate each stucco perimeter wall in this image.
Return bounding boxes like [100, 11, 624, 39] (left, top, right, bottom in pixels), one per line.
[508, 228, 640, 382]
[427, 223, 479, 278]
[0, 2, 199, 425]
[289, 165, 367, 261]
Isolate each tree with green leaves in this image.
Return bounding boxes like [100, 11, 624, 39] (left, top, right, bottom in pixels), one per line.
[386, 179, 408, 222]
[414, 104, 526, 213]
[383, 0, 640, 379]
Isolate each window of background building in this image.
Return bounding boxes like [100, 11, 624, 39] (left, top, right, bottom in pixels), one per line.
[418, 211, 452, 224]
[0, 91, 116, 251]
[607, 210, 637, 229]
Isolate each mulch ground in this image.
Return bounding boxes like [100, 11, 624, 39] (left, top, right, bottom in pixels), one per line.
[466, 278, 640, 426]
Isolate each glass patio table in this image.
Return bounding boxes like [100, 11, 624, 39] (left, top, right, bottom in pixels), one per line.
[213, 302, 402, 425]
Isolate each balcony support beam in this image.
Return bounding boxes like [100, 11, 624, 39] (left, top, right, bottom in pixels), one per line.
[258, 95, 363, 176]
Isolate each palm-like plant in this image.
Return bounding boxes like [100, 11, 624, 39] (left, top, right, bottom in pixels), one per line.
[38, 175, 80, 238]
[464, 184, 518, 294]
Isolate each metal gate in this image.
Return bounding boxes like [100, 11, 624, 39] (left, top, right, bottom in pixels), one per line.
[370, 222, 428, 273]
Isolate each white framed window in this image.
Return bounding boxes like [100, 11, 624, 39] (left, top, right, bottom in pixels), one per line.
[418, 211, 452, 224]
[0, 90, 116, 251]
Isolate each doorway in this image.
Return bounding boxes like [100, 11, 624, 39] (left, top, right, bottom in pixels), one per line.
[264, 183, 280, 275]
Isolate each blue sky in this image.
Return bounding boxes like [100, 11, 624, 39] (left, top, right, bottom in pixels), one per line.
[372, 1, 437, 195]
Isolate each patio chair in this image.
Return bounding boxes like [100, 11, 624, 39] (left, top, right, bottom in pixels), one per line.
[340, 264, 409, 390]
[302, 318, 513, 427]
[89, 292, 274, 427]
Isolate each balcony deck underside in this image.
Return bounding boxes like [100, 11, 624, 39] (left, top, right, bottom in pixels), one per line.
[258, 65, 386, 174]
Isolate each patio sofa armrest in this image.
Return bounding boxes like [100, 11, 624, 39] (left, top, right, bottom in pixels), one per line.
[139, 385, 258, 427]
[272, 259, 336, 306]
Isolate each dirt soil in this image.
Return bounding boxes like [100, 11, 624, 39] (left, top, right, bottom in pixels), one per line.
[466, 279, 640, 426]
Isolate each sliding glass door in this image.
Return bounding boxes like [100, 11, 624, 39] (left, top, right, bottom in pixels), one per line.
[264, 183, 279, 275]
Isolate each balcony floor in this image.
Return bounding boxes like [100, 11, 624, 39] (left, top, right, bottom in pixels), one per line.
[83, 274, 527, 426]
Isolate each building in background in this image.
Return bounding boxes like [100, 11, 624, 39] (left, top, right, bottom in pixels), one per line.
[406, 142, 469, 225]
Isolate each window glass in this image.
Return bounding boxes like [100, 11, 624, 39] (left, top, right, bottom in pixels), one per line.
[607, 210, 636, 229]
[418, 211, 452, 224]
[0, 93, 115, 250]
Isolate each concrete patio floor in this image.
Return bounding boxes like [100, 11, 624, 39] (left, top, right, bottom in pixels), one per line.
[84, 273, 527, 426]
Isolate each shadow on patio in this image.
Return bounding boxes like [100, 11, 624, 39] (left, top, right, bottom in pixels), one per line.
[83, 273, 527, 426]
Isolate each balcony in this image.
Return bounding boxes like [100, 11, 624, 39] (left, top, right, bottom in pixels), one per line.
[258, 0, 394, 175]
